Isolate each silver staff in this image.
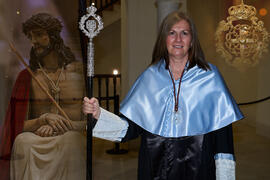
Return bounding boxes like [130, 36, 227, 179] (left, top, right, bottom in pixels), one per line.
[79, 4, 103, 180]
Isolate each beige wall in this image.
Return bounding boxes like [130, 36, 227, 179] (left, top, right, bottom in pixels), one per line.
[254, 0, 270, 138]
[121, 0, 157, 98]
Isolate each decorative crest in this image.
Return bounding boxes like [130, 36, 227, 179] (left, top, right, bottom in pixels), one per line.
[79, 4, 103, 76]
[215, 0, 269, 67]
[87, 5, 97, 15]
[79, 4, 103, 39]
[228, 0, 256, 20]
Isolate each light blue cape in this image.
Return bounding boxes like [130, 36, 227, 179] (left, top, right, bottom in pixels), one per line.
[120, 60, 243, 137]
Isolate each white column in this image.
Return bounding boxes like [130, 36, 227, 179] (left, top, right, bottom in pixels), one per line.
[156, 0, 187, 27]
[121, 0, 157, 99]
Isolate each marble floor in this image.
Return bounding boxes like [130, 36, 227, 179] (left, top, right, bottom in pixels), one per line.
[92, 120, 270, 180]
[233, 121, 270, 180]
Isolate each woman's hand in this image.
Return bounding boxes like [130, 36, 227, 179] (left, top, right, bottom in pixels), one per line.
[82, 97, 101, 119]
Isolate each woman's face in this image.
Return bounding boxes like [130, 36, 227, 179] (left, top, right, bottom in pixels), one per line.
[166, 20, 192, 61]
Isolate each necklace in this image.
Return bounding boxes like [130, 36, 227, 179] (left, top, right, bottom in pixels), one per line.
[168, 68, 184, 123]
[38, 63, 64, 113]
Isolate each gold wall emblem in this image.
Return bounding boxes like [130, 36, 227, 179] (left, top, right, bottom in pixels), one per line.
[215, 0, 269, 67]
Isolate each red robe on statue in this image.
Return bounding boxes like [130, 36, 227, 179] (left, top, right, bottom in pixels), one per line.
[0, 69, 31, 180]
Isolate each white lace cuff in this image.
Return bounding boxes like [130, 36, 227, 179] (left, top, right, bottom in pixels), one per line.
[215, 156, 236, 180]
[93, 108, 128, 142]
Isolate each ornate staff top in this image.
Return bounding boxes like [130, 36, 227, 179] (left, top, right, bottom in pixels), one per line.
[79, 4, 103, 76]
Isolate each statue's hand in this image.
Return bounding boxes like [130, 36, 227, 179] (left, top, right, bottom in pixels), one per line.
[40, 113, 73, 134]
[35, 125, 54, 137]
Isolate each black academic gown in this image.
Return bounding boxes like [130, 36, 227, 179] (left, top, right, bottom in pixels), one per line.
[121, 116, 234, 180]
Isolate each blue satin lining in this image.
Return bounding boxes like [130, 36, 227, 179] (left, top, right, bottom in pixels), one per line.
[120, 60, 244, 138]
[214, 153, 235, 161]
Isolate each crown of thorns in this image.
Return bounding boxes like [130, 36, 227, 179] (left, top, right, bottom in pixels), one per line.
[23, 13, 63, 35]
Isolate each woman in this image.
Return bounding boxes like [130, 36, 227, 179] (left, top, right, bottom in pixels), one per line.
[83, 11, 243, 180]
